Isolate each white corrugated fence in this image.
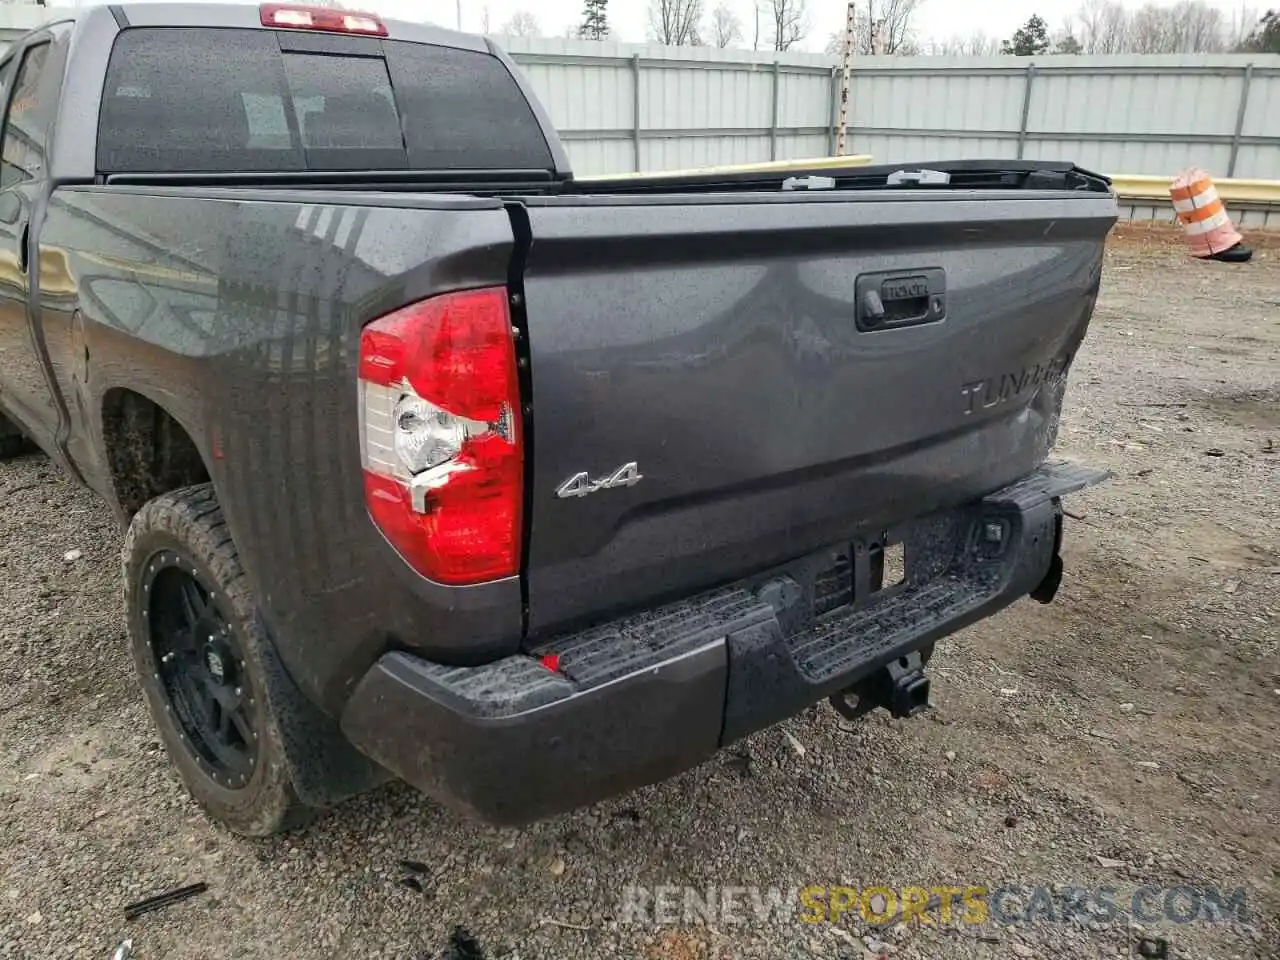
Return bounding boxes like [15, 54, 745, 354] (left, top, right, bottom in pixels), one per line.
[1, 6, 1277, 192]
[499, 36, 1280, 181]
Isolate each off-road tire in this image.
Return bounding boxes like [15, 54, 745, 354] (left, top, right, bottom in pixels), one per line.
[123, 483, 315, 836]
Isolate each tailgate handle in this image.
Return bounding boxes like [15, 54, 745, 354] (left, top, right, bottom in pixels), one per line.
[856, 268, 946, 331]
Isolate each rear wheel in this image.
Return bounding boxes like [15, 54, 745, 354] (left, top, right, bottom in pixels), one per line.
[0, 413, 35, 460]
[123, 484, 314, 836]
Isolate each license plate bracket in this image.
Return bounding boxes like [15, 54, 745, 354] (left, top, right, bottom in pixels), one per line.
[852, 533, 910, 607]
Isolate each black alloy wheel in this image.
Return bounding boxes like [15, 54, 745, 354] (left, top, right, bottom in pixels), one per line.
[124, 484, 313, 836]
[141, 551, 259, 790]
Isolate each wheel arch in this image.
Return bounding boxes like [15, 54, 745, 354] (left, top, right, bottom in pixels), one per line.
[98, 385, 213, 522]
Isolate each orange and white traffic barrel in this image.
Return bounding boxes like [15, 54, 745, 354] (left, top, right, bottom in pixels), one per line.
[1169, 169, 1252, 262]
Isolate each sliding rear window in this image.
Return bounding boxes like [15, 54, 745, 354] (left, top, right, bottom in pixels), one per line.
[96, 27, 554, 174]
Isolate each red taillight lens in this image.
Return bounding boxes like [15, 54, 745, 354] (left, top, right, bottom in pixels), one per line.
[260, 3, 388, 35]
[358, 288, 522, 585]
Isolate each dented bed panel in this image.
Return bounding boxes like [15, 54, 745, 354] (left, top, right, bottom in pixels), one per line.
[38, 185, 522, 714]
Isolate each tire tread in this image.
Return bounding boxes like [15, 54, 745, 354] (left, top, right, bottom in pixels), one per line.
[123, 483, 315, 837]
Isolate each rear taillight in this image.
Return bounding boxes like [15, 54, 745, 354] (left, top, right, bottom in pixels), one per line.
[260, 3, 389, 35]
[358, 288, 523, 585]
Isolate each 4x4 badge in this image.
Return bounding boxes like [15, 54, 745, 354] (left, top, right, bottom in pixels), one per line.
[556, 462, 643, 499]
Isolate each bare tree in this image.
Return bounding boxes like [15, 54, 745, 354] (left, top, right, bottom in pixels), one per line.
[1227, 5, 1261, 48]
[649, 0, 705, 45]
[1167, 1, 1228, 51]
[711, 3, 743, 47]
[923, 31, 1002, 56]
[826, 0, 924, 55]
[499, 10, 542, 36]
[1066, 0, 1229, 53]
[846, 0, 924, 55]
[1128, 4, 1174, 51]
[1069, 0, 1131, 52]
[770, 0, 808, 50]
[1051, 29, 1084, 53]
[1127, 2, 1226, 52]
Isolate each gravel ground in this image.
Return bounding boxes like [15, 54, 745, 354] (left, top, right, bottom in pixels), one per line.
[1, 225, 1277, 960]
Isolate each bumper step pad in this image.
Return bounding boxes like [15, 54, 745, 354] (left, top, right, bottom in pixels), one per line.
[340, 460, 1108, 823]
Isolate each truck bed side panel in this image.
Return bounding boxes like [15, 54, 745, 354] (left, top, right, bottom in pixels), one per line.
[38, 186, 522, 714]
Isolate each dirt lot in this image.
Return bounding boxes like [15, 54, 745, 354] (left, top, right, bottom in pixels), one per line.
[1, 225, 1277, 960]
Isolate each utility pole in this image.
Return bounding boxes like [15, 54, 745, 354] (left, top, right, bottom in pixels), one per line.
[456, 0, 462, 30]
[835, 0, 856, 156]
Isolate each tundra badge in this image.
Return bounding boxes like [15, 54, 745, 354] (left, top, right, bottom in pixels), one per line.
[556, 463, 643, 499]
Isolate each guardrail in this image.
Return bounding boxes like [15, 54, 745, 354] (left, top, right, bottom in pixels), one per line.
[1109, 173, 1279, 228]
[1109, 174, 1280, 207]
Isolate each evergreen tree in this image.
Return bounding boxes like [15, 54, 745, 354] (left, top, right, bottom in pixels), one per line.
[1053, 33, 1083, 54]
[1238, 9, 1279, 52]
[579, 0, 610, 40]
[1002, 14, 1050, 55]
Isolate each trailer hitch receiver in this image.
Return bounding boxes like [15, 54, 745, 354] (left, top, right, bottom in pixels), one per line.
[830, 650, 931, 722]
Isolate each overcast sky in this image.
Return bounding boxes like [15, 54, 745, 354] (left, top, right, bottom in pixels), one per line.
[363, 0, 1260, 52]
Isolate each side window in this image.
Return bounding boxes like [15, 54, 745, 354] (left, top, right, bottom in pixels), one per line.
[1, 43, 53, 190]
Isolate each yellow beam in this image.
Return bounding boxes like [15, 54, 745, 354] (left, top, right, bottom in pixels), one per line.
[1109, 173, 1280, 206]
[575, 154, 875, 182]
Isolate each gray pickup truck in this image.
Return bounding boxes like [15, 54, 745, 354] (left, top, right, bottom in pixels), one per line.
[0, 3, 1115, 836]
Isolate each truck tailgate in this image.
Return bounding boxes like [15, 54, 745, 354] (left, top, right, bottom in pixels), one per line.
[517, 190, 1116, 636]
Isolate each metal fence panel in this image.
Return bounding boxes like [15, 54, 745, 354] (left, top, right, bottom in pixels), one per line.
[0, 6, 1276, 182]
[854, 69, 1027, 134]
[641, 65, 773, 130]
[1243, 72, 1278, 135]
[1034, 70, 1243, 136]
[1234, 144, 1280, 180]
[857, 133, 1022, 164]
[1236, 71, 1280, 180]
[562, 139, 636, 176]
[518, 60, 633, 134]
[498, 37, 1280, 180]
[640, 135, 773, 172]
[777, 133, 832, 160]
[778, 72, 833, 129]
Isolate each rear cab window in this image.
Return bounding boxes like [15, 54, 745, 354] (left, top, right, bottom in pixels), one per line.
[96, 27, 554, 174]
